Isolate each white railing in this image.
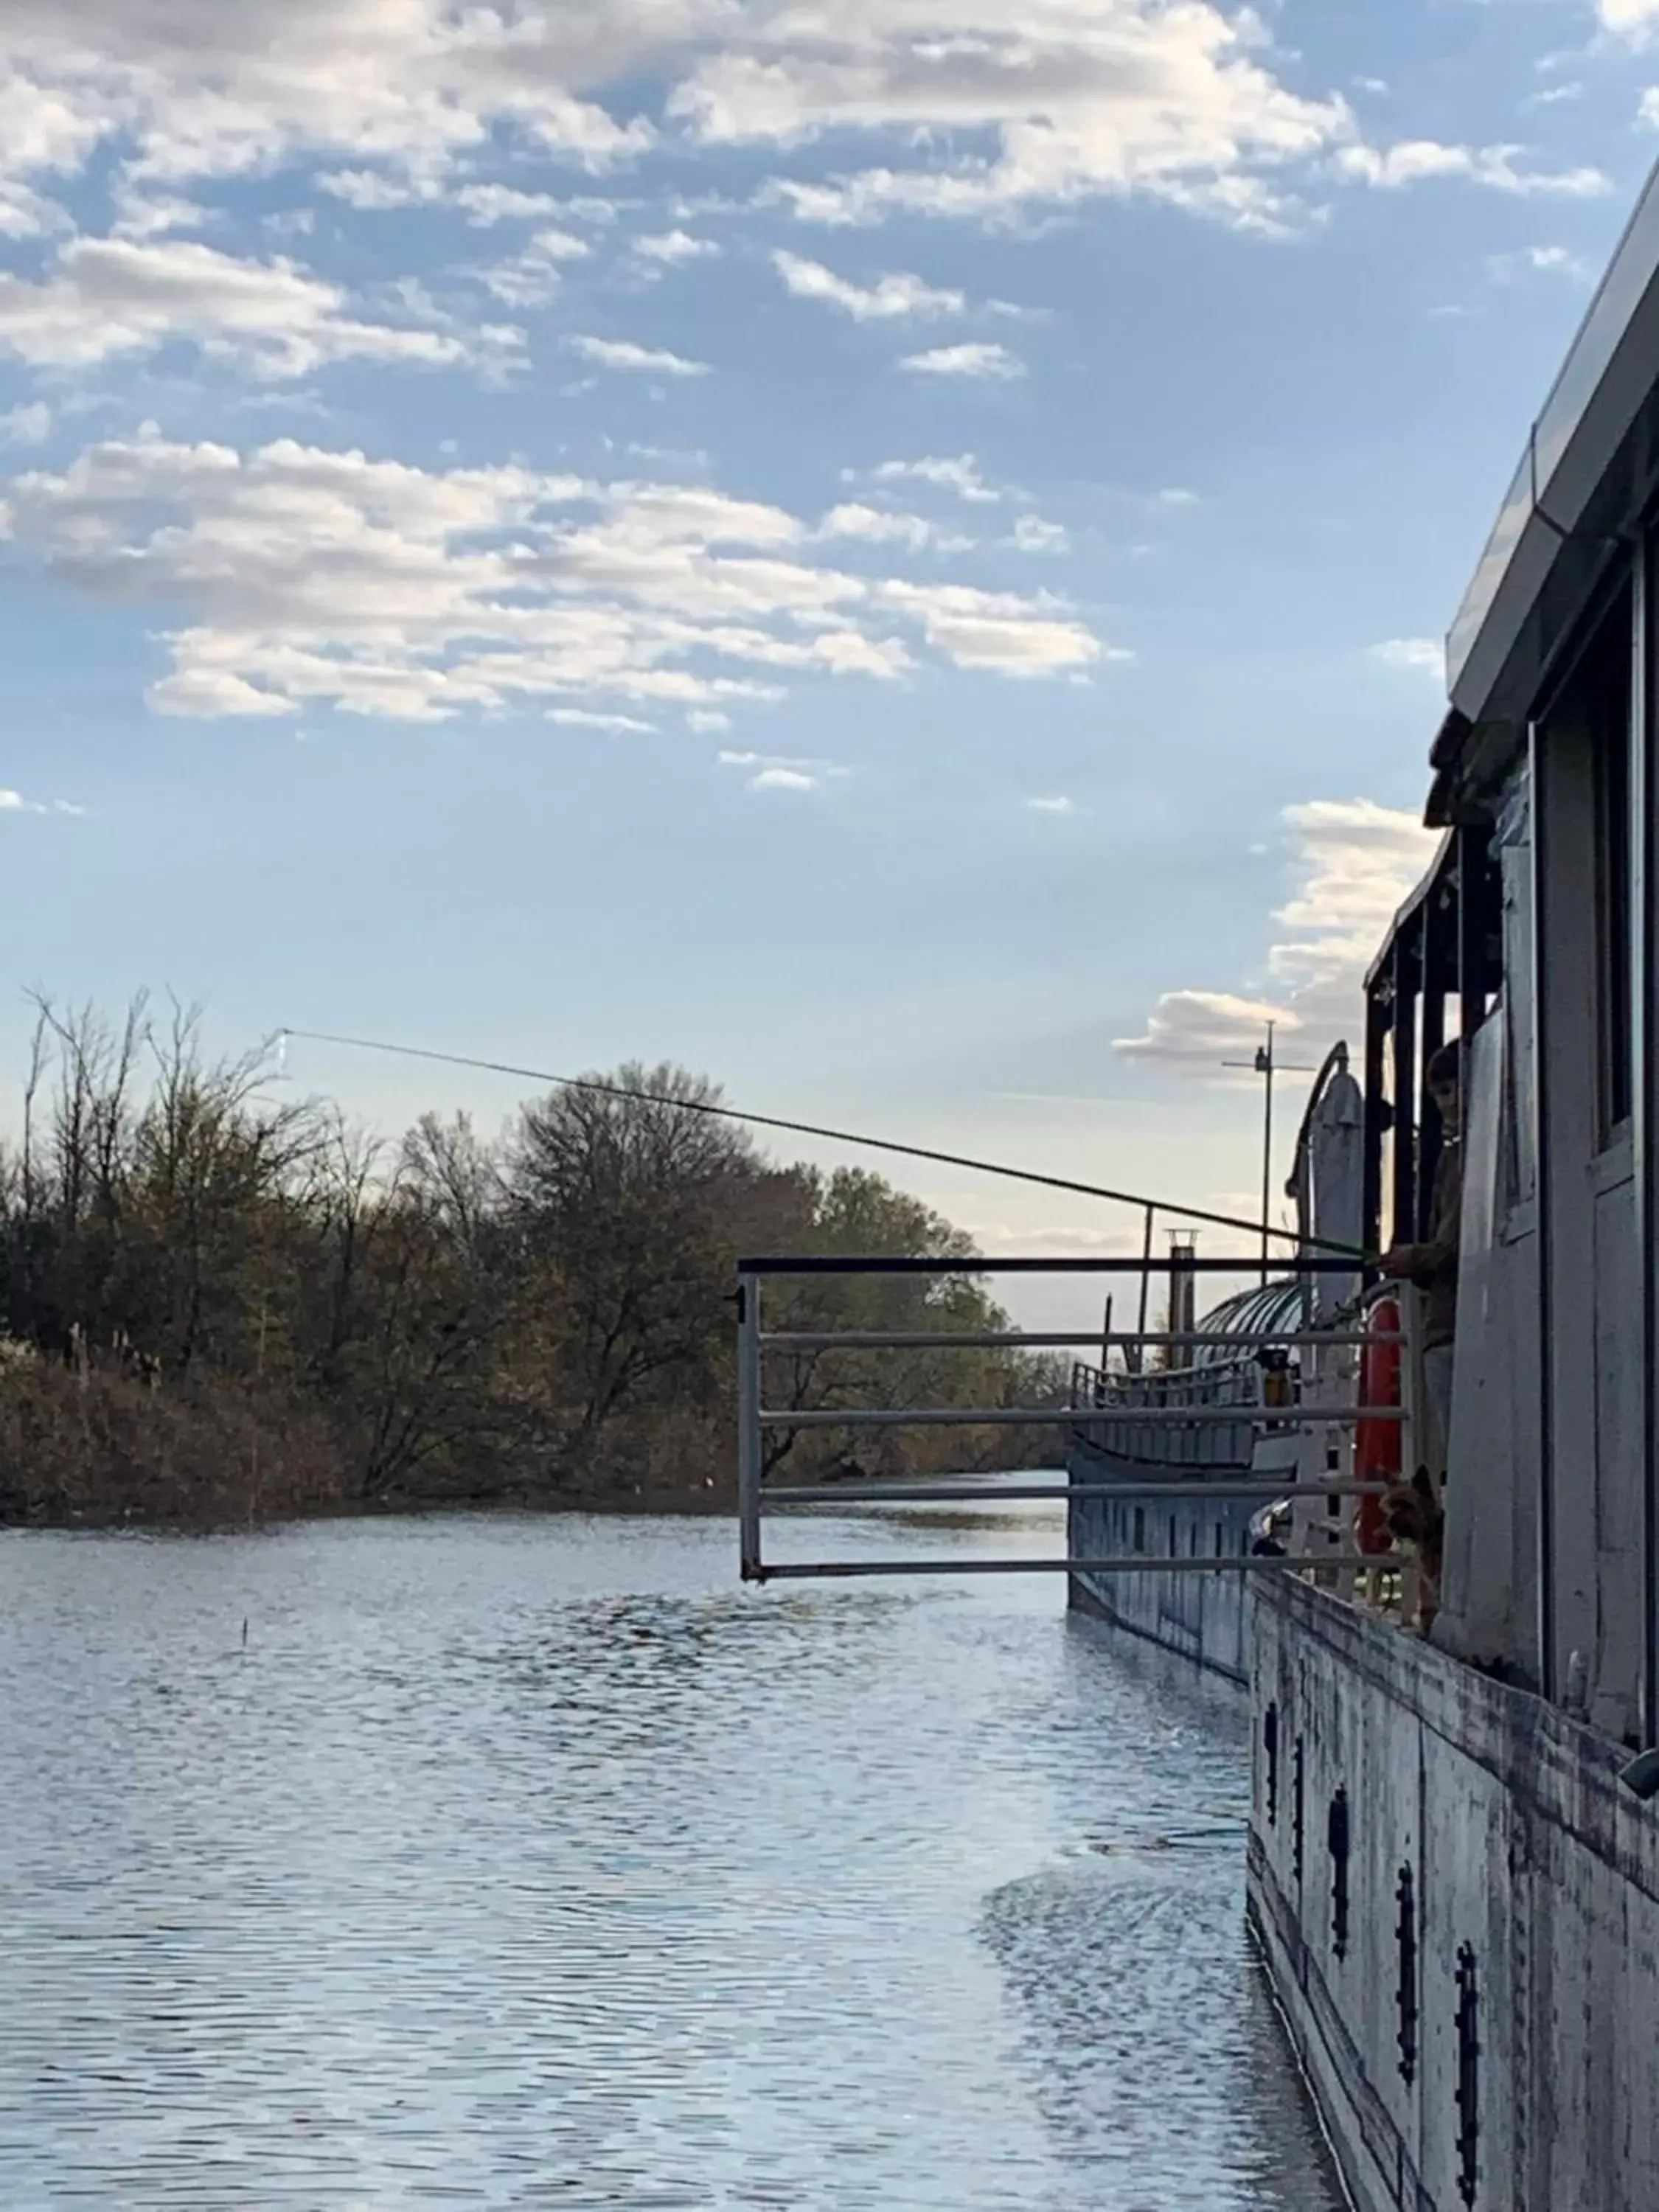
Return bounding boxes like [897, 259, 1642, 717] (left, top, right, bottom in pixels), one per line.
[736, 1254, 1399, 1586]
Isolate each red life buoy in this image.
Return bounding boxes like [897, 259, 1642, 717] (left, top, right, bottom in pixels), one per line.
[1354, 1296, 1402, 1555]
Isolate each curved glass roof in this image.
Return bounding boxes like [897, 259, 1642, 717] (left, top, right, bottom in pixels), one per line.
[1188, 1277, 1311, 1366]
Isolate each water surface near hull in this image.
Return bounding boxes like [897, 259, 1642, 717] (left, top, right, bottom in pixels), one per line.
[0, 1507, 1345, 2210]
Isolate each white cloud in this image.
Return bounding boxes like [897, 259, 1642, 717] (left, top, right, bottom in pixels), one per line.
[676, 2, 1354, 232]
[1115, 798, 1439, 1069]
[687, 709, 731, 732]
[1026, 795, 1074, 814]
[547, 707, 656, 733]
[0, 4, 658, 215]
[454, 185, 564, 227]
[1369, 636, 1443, 678]
[773, 249, 964, 321]
[111, 189, 211, 242]
[0, 0, 1579, 292]
[634, 229, 721, 264]
[0, 401, 51, 445]
[528, 228, 592, 261]
[1604, 0, 1659, 40]
[1489, 243, 1593, 284]
[900, 342, 1023, 380]
[819, 502, 968, 552]
[319, 171, 428, 211]
[718, 747, 843, 793]
[0, 237, 492, 380]
[1641, 86, 1659, 128]
[479, 226, 592, 309]
[1, 432, 1105, 721]
[1116, 987, 1290, 1068]
[0, 4, 1358, 266]
[1155, 486, 1201, 509]
[876, 580, 1107, 674]
[0, 784, 86, 815]
[571, 335, 709, 376]
[1337, 142, 1610, 198]
[870, 454, 1001, 504]
[1011, 515, 1069, 554]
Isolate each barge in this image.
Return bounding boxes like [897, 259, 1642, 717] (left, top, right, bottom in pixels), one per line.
[1068, 156, 1659, 2212]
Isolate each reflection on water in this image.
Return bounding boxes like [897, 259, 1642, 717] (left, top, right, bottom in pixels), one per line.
[0, 1506, 1343, 2210]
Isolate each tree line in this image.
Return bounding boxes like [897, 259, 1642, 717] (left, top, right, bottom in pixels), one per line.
[0, 998, 1064, 1527]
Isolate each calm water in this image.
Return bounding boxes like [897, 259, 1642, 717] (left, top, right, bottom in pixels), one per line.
[0, 1502, 1344, 2211]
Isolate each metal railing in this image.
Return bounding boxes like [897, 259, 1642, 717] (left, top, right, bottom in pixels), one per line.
[736, 1255, 1399, 1586]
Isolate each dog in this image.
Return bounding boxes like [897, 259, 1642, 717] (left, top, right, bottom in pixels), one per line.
[1381, 1467, 1444, 1629]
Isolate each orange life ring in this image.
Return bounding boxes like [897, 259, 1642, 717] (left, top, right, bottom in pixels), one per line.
[1354, 1296, 1402, 1555]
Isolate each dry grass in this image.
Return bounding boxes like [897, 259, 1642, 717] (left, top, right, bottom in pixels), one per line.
[0, 1359, 347, 1528]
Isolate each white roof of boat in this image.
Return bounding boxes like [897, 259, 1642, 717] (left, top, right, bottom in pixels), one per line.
[1445, 156, 1659, 728]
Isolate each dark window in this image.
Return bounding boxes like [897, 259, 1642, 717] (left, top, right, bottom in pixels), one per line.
[1590, 591, 1635, 1135]
[1455, 1942, 1481, 2206]
[1263, 1703, 1279, 1825]
[1328, 1790, 1351, 1960]
[1133, 1506, 1145, 1555]
[1293, 1737, 1306, 1886]
[1396, 1863, 1419, 2085]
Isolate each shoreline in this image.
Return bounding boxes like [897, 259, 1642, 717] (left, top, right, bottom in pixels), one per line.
[0, 1478, 740, 1537]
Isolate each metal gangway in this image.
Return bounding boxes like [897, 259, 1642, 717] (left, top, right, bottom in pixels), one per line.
[735, 1253, 1402, 1586]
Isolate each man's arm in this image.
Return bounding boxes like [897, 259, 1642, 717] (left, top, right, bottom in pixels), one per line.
[1380, 1152, 1461, 1285]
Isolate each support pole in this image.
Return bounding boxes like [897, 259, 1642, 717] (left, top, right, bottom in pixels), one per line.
[1392, 926, 1421, 1248]
[1633, 538, 1658, 1747]
[1134, 1203, 1155, 1373]
[1261, 1025, 1275, 1288]
[1363, 987, 1388, 1265]
[737, 1271, 763, 1582]
[1531, 723, 1558, 1703]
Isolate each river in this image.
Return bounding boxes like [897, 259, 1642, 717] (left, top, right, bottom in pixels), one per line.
[0, 1501, 1346, 2211]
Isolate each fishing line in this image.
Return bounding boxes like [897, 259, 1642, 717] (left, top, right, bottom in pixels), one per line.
[278, 1026, 1367, 1259]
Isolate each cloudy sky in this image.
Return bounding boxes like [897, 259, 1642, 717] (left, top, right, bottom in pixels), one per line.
[0, 0, 1652, 1303]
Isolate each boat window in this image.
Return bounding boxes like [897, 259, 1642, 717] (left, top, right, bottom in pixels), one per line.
[1263, 1703, 1279, 1824]
[1395, 1863, 1418, 2084]
[1327, 1790, 1351, 1961]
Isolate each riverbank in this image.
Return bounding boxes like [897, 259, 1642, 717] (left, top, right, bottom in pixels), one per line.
[0, 1357, 1059, 1534]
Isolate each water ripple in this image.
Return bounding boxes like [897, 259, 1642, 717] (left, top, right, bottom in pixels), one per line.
[0, 1511, 1343, 2211]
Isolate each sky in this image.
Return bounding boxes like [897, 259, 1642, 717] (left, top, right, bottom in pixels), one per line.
[0, 0, 1655, 1325]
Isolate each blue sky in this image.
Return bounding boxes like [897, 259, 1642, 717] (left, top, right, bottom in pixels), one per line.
[0, 0, 1654, 1310]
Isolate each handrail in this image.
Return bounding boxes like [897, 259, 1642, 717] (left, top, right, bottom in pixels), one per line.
[765, 1480, 1390, 1506]
[740, 1254, 1366, 1276]
[754, 1557, 1388, 1582]
[735, 1255, 1391, 1585]
[764, 1405, 1397, 1429]
[764, 1329, 1396, 1350]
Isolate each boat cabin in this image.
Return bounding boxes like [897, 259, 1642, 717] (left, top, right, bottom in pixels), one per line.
[1361, 164, 1659, 1747]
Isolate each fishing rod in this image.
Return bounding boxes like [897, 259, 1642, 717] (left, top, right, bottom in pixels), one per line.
[277, 1026, 1370, 1260]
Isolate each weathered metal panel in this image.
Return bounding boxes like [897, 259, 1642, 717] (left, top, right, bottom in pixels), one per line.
[1250, 1574, 1659, 2212]
[1592, 1164, 1643, 1737]
[1066, 1441, 1251, 1683]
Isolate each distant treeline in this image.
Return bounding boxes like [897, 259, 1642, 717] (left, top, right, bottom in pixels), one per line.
[0, 998, 1065, 1528]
